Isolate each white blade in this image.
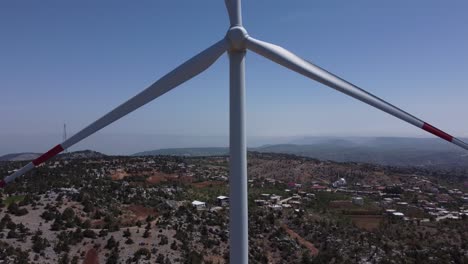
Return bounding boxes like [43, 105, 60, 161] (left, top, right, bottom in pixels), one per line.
[246, 37, 468, 151]
[1, 39, 228, 187]
[225, 0, 242, 26]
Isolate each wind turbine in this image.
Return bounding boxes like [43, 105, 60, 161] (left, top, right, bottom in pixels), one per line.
[2, 1, 467, 263]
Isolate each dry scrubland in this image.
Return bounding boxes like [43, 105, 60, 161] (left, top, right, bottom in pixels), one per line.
[0, 152, 467, 263]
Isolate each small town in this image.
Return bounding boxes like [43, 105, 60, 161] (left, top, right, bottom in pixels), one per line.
[1, 151, 467, 263]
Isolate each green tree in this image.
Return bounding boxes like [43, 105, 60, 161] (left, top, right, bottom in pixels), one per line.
[31, 230, 50, 253]
[62, 208, 75, 221]
[58, 253, 69, 264]
[83, 229, 97, 239]
[133, 248, 151, 262]
[123, 228, 131, 238]
[106, 236, 118, 250]
[106, 248, 119, 264]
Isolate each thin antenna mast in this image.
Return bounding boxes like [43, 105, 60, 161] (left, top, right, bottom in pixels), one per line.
[63, 123, 68, 153]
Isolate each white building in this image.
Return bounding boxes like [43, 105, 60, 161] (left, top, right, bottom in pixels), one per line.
[270, 195, 281, 203]
[217, 196, 229, 206]
[392, 212, 404, 218]
[332, 178, 347, 188]
[268, 204, 282, 211]
[192, 200, 206, 210]
[352, 196, 364, 206]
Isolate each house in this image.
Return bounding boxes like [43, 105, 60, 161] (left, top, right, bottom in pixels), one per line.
[210, 206, 223, 213]
[268, 204, 282, 211]
[270, 195, 281, 203]
[391, 212, 404, 218]
[217, 196, 229, 206]
[254, 200, 267, 206]
[291, 195, 301, 201]
[332, 178, 347, 188]
[436, 214, 459, 221]
[192, 200, 206, 210]
[352, 197, 364, 206]
[383, 198, 394, 204]
[289, 200, 301, 207]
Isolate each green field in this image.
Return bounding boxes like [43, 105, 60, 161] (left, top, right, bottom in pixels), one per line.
[2, 195, 25, 206]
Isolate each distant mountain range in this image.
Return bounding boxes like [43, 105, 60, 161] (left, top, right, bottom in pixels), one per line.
[3, 137, 468, 169]
[134, 147, 229, 157]
[0, 153, 41, 162]
[133, 137, 468, 169]
[0, 150, 106, 162]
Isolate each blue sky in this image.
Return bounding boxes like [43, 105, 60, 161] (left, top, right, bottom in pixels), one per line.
[1, 0, 467, 154]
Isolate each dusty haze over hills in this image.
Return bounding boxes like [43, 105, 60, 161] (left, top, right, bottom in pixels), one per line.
[0, 133, 290, 155]
[2, 133, 467, 156]
[2, 135, 468, 169]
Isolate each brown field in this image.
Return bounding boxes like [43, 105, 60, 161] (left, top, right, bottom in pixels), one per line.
[281, 224, 319, 256]
[192, 181, 225, 188]
[349, 215, 383, 231]
[83, 248, 99, 264]
[329, 200, 353, 208]
[205, 255, 225, 263]
[127, 205, 158, 219]
[111, 169, 180, 185]
[110, 169, 129, 180]
[146, 171, 177, 184]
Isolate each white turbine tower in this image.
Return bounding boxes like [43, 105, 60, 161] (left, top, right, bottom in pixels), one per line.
[2, 1, 468, 263]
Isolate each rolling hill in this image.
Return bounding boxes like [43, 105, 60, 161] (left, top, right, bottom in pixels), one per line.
[133, 137, 468, 169]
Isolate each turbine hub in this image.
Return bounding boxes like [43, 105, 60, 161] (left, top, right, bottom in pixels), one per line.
[227, 26, 248, 51]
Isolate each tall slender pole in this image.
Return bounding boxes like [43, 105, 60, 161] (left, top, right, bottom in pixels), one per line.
[63, 123, 68, 153]
[229, 48, 248, 264]
[225, 0, 248, 262]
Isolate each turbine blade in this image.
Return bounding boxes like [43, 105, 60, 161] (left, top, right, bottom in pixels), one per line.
[224, 0, 242, 26]
[246, 37, 468, 151]
[1, 38, 228, 187]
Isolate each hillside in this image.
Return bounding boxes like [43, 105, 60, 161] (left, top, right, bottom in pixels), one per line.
[0, 150, 106, 162]
[1, 152, 467, 263]
[59, 150, 107, 159]
[133, 137, 468, 169]
[134, 147, 229, 157]
[0, 153, 40, 161]
[256, 137, 468, 169]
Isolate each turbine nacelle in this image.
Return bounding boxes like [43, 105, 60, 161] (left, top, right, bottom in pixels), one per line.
[227, 26, 249, 51]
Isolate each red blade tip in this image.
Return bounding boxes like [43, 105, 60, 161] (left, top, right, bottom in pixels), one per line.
[422, 123, 453, 142]
[32, 144, 64, 166]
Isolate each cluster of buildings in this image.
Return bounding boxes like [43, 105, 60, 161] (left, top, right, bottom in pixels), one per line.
[254, 192, 316, 211]
[16, 154, 467, 224]
[192, 195, 230, 211]
[332, 175, 468, 222]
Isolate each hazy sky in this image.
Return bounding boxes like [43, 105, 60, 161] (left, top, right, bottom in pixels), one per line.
[1, 0, 468, 154]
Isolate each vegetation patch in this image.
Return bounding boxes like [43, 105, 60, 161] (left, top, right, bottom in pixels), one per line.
[2, 195, 25, 206]
[348, 215, 383, 231]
